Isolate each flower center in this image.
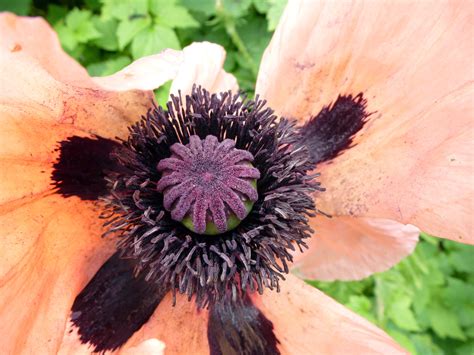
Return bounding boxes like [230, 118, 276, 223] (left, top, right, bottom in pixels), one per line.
[157, 135, 260, 235]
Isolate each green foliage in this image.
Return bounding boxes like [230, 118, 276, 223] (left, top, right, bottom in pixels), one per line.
[309, 235, 474, 354]
[0, 0, 31, 15]
[3, 2, 473, 354]
[131, 24, 180, 59]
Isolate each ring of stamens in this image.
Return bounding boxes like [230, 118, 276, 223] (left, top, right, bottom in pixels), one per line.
[157, 135, 260, 235]
[102, 87, 320, 307]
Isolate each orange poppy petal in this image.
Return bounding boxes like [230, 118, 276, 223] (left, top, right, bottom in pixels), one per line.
[60, 293, 209, 354]
[293, 216, 419, 281]
[93, 42, 237, 94]
[0, 12, 235, 354]
[254, 274, 406, 354]
[124, 293, 210, 354]
[121, 339, 165, 355]
[0, 195, 114, 354]
[256, 1, 473, 243]
[1, 44, 153, 140]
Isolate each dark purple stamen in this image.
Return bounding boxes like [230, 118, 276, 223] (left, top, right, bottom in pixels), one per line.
[157, 135, 260, 234]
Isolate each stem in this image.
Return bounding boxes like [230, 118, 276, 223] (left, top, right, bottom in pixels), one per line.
[215, 0, 258, 77]
[374, 277, 386, 327]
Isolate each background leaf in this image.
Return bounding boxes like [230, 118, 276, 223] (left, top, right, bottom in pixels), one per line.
[131, 24, 180, 59]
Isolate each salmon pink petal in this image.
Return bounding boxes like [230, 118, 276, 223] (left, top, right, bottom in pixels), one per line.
[0, 195, 114, 354]
[316, 87, 474, 244]
[256, 1, 473, 243]
[93, 42, 237, 94]
[0, 12, 92, 87]
[254, 274, 407, 354]
[293, 216, 419, 281]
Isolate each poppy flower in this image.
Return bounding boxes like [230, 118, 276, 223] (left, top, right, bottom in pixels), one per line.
[1, 1, 472, 354]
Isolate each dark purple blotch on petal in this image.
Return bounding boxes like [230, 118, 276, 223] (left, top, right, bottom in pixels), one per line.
[71, 252, 169, 353]
[208, 293, 280, 355]
[51, 136, 123, 200]
[300, 93, 371, 165]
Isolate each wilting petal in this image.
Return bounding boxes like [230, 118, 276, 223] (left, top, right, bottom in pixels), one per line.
[0, 195, 114, 354]
[92, 49, 184, 91]
[293, 216, 419, 281]
[170, 42, 238, 96]
[256, 1, 474, 243]
[255, 274, 406, 354]
[93, 42, 237, 94]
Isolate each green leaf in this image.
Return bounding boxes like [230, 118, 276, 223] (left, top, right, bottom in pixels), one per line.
[224, 51, 238, 72]
[387, 295, 420, 331]
[85, 0, 101, 11]
[448, 243, 474, 273]
[54, 22, 78, 51]
[0, 0, 31, 15]
[154, 80, 172, 107]
[131, 24, 180, 59]
[153, 4, 199, 29]
[386, 327, 417, 355]
[86, 56, 132, 76]
[116, 16, 151, 50]
[266, 0, 287, 31]
[308, 279, 372, 304]
[61, 9, 101, 45]
[442, 278, 474, 309]
[252, 0, 270, 14]
[62, 44, 101, 66]
[465, 326, 474, 337]
[221, 0, 252, 17]
[410, 334, 444, 355]
[100, 0, 149, 21]
[46, 5, 68, 26]
[346, 295, 377, 324]
[91, 17, 120, 51]
[236, 15, 271, 69]
[180, 0, 216, 16]
[456, 341, 474, 355]
[428, 305, 466, 340]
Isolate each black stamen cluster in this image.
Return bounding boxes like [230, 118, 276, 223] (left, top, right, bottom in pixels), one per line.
[103, 86, 321, 308]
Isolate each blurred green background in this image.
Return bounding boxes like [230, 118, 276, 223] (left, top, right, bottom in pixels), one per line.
[1, 1, 473, 354]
